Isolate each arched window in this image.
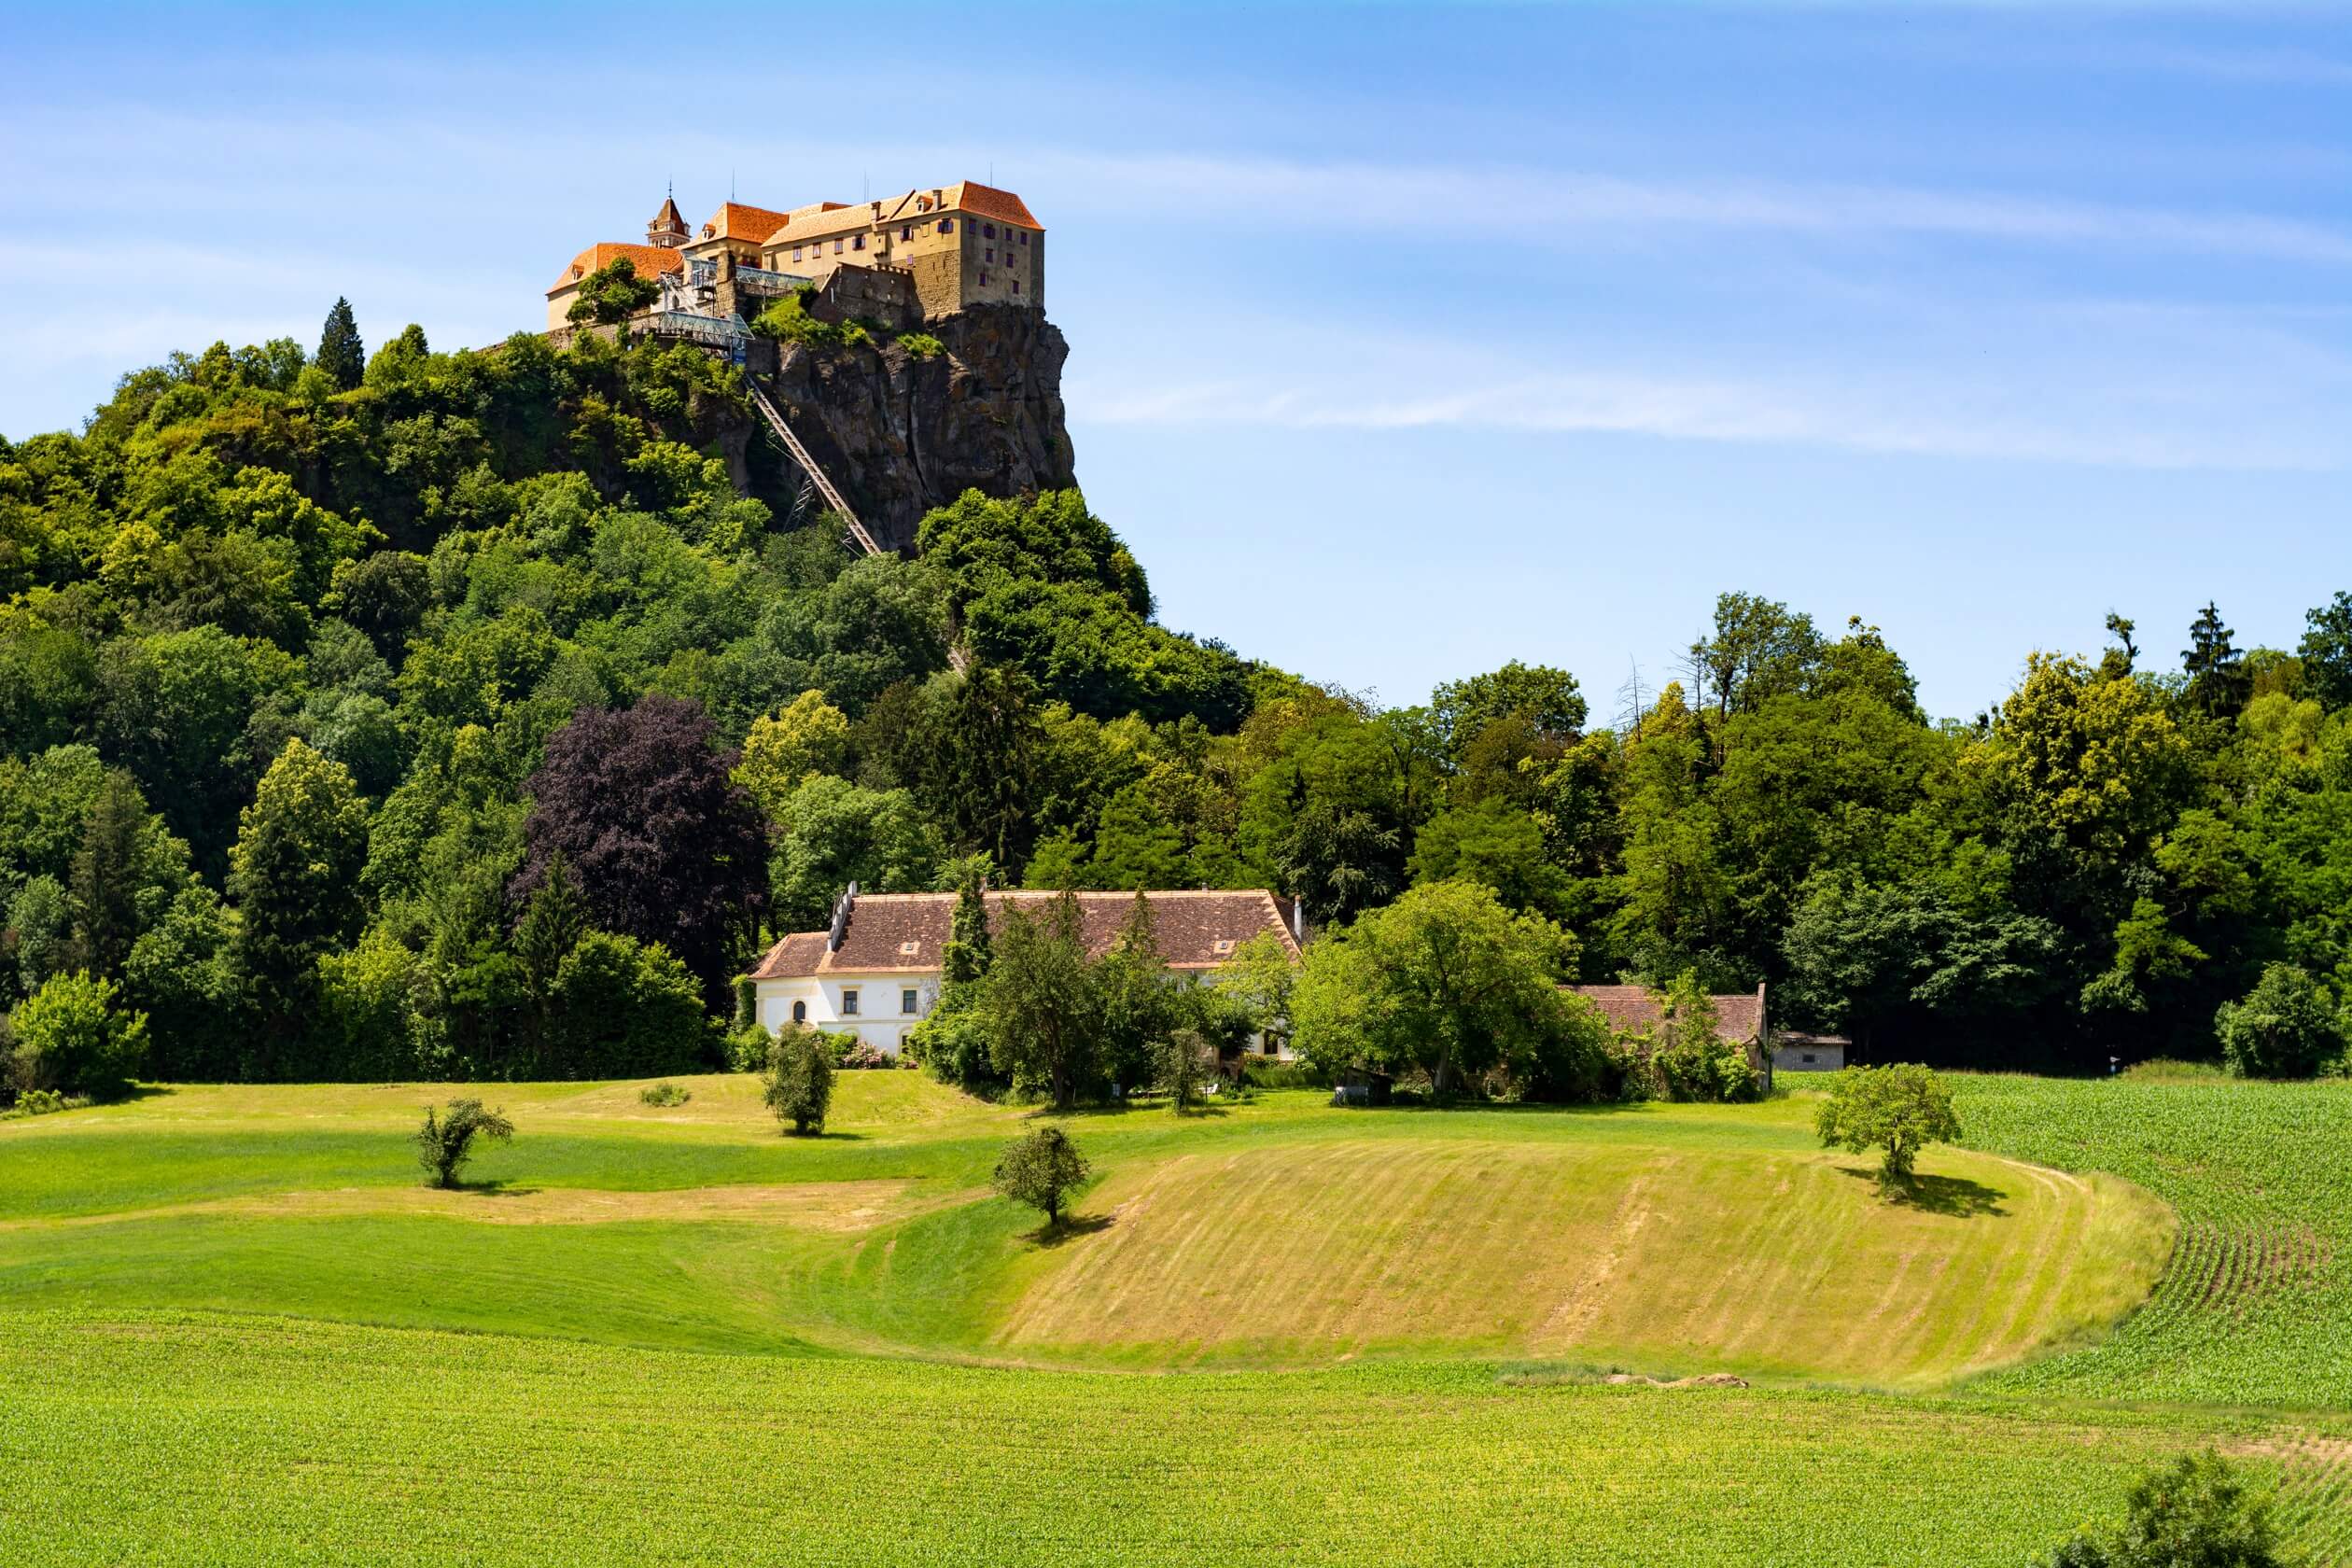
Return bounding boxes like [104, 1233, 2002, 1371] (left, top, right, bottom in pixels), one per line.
[791, 1000, 806, 1024]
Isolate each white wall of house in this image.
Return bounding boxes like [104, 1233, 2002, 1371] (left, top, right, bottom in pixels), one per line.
[753, 967, 1297, 1060]
[755, 973, 940, 1055]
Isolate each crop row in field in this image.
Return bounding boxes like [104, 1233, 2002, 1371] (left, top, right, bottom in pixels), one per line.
[0, 1310, 2331, 1568]
[1953, 1075, 2352, 1409]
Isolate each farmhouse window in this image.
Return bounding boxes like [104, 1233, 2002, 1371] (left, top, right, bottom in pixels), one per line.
[841, 988, 860, 1015]
[902, 988, 919, 1015]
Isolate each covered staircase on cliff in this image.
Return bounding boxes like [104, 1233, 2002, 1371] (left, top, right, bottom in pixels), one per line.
[745, 380, 883, 557]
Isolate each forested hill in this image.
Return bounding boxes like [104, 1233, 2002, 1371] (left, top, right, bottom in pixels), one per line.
[2, 311, 2349, 1085]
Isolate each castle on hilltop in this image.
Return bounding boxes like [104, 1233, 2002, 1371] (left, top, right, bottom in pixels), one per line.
[547, 182, 1044, 332]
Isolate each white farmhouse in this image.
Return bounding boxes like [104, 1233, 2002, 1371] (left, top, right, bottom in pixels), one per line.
[743, 887, 1305, 1057]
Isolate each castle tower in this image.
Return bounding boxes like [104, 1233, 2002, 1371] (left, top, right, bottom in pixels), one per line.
[647, 189, 689, 249]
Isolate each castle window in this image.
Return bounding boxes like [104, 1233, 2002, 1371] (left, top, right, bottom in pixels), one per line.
[939, 218, 954, 233]
[985, 248, 995, 263]
[833, 239, 845, 255]
[1019, 231, 1029, 245]
[983, 223, 995, 238]
[901, 226, 913, 240]
[1012, 281, 1020, 295]
[853, 234, 865, 250]
[979, 271, 988, 286]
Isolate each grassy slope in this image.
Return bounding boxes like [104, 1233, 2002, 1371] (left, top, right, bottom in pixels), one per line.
[1, 1072, 2347, 1565]
[0, 1076, 2164, 1381]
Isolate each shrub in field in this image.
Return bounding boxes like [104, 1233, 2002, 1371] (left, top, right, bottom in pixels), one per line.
[414, 1099, 515, 1189]
[1155, 1028, 1213, 1113]
[1, 1087, 91, 1118]
[2034, 1451, 2283, 1567]
[9, 970, 148, 1100]
[1815, 1063, 1960, 1196]
[725, 1023, 775, 1073]
[639, 1081, 691, 1107]
[992, 1126, 1091, 1228]
[837, 1041, 893, 1071]
[764, 1026, 834, 1135]
[2214, 963, 2346, 1080]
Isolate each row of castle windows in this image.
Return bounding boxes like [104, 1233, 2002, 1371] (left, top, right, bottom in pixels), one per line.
[779, 218, 1030, 265]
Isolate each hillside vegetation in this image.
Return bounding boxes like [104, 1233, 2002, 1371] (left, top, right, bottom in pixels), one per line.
[4, 314, 2350, 1104]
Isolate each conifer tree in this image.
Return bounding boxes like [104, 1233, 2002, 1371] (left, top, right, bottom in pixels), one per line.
[316, 298, 365, 390]
[69, 770, 150, 980]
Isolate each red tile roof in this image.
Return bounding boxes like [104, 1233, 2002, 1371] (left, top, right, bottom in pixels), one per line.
[547, 243, 684, 296]
[948, 181, 1043, 231]
[1566, 985, 1765, 1044]
[698, 203, 794, 244]
[747, 890, 1298, 979]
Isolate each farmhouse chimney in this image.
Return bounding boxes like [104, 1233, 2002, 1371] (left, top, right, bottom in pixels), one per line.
[828, 882, 860, 951]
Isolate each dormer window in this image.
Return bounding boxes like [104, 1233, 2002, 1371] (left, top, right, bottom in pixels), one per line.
[898, 940, 921, 957]
[1212, 939, 1236, 956]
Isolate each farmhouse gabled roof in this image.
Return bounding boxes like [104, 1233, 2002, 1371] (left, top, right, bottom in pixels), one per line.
[1567, 985, 1765, 1044]
[747, 889, 1298, 980]
[547, 242, 685, 296]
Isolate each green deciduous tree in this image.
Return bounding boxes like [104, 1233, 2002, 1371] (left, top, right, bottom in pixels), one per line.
[763, 1024, 835, 1135]
[229, 738, 370, 1071]
[7, 969, 148, 1099]
[566, 259, 662, 327]
[2213, 962, 2346, 1080]
[991, 1125, 1091, 1229]
[1815, 1063, 1962, 1195]
[984, 890, 1101, 1110]
[2035, 1452, 2284, 1568]
[1290, 879, 1575, 1098]
[413, 1098, 513, 1188]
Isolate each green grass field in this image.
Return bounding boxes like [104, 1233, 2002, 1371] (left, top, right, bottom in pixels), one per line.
[2, 1071, 2347, 1564]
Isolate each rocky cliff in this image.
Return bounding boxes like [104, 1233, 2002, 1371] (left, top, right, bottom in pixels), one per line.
[757, 304, 1076, 552]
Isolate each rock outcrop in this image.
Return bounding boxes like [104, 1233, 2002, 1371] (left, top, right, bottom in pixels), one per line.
[759, 304, 1076, 552]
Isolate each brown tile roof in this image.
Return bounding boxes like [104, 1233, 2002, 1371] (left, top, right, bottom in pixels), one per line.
[547, 243, 685, 296]
[747, 890, 1298, 980]
[697, 203, 794, 244]
[1566, 985, 1765, 1044]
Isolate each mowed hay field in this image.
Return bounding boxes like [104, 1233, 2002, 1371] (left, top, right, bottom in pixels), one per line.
[1001, 1138, 2165, 1379]
[3, 1071, 2349, 1565]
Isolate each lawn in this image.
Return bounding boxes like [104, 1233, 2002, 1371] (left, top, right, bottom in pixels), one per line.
[1, 1071, 2346, 1565]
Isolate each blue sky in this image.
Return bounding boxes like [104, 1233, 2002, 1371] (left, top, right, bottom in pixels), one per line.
[3, 2, 2345, 721]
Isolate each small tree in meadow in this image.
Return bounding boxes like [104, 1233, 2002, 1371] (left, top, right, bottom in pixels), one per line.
[414, 1099, 515, 1189]
[993, 1126, 1091, 1229]
[764, 1025, 834, 1136]
[2035, 1451, 2283, 1568]
[1155, 1027, 1213, 1113]
[1815, 1063, 1960, 1196]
